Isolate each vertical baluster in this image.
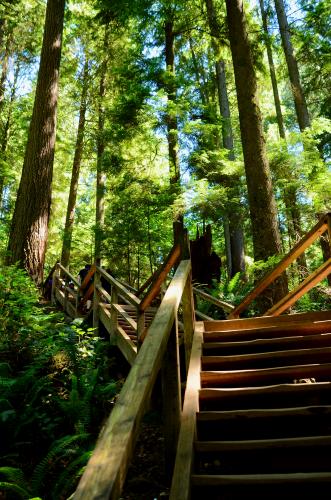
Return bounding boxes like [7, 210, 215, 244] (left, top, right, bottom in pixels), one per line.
[51, 263, 60, 305]
[93, 265, 101, 329]
[110, 285, 118, 339]
[162, 318, 181, 479]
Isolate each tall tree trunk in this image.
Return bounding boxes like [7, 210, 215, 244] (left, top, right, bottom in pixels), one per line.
[6, 0, 65, 285]
[225, 0, 287, 303]
[0, 60, 19, 208]
[205, 0, 246, 278]
[259, 0, 286, 139]
[274, 0, 310, 131]
[60, 57, 89, 269]
[95, 27, 108, 264]
[260, 0, 307, 272]
[165, 17, 180, 186]
[0, 31, 12, 116]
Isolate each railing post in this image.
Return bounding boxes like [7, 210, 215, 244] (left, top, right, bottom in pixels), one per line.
[93, 266, 101, 329]
[182, 273, 195, 373]
[51, 264, 60, 305]
[137, 309, 145, 345]
[162, 318, 181, 479]
[110, 286, 119, 338]
[64, 273, 69, 315]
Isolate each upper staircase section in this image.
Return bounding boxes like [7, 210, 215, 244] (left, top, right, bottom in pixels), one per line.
[171, 310, 331, 499]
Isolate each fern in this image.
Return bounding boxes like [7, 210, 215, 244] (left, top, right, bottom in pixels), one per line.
[0, 481, 30, 498]
[30, 433, 90, 495]
[0, 467, 29, 492]
[52, 450, 92, 499]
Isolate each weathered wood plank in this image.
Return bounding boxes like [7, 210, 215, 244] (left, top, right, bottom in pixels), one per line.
[140, 244, 181, 311]
[204, 310, 331, 332]
[74, 260, 191, 500]
[80, 264, 96, 290]
[191, 472, 331, 486]
[115, 325, 138, 365]
[197, 405, 331, 422]
[170, 322, 204, 500]
[57, 262, 81, 288]
[196, 310, 214, 321]
[202, 333, 331, 355]
[195, 435, 331, 452]
[265, 258, 331, 316]
[113, 303, 137, 332]
[201, 363, 331, 387]
[97, 266, 141, 307]
[162, 321, 181, 477]
[193, 287, 234, 312]
[228, 214, 329, 318]
[201, 346, 331, 370]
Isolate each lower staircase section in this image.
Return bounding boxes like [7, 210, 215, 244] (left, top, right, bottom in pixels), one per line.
[171, 310, 331, 500]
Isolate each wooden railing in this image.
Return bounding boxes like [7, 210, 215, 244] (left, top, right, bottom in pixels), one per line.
[73, 259, 195, 500]
[51, 263, 81, 317]
[193, 286, 234, 320]
[229, 212, 331, 318]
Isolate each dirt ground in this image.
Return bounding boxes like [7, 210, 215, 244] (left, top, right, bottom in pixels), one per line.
[120, 413, 170, 500]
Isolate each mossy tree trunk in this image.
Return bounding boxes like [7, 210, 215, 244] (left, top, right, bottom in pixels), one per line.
[6, 0, 65, 285]
[225, 0, 287, 303]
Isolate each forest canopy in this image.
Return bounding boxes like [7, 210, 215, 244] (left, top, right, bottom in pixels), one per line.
[0, 0, 329, 291]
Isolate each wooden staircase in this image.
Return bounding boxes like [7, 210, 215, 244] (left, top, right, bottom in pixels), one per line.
[171, 311, 331, 499]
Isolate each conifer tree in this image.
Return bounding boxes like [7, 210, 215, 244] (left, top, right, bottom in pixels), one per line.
[6, 0, 65, 284]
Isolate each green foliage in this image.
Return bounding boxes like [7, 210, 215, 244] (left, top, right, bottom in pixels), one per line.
[0, 265, 122, 498]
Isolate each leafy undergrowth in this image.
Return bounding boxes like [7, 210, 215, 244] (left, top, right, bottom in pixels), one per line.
[0, 265, 129, 499]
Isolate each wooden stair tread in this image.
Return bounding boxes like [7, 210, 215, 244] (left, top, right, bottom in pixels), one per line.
[191, 472, 331, 485]
[201, 346, 331, 369]
[204, 310, 331, 332]
[195, 435, 331, 452]
[202, 333, 331, 354]
[197, 405, 331, 420]
[201, 362, 331, 387]
[203, 319, 331, 341]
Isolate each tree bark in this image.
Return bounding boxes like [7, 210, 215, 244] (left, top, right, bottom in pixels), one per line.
[6, 0, 65, 285]
[0, 60, 19, 209]
[0, 31, 12, 116]
[225, 0, 287, 303]
[274, 0, 310, 131]
[165, 17, 180, 186]
[95, 26, 108, 264]
[205, 0, 245, 277]
[60, 57, 89, 269]
[259, 0, 286, 139]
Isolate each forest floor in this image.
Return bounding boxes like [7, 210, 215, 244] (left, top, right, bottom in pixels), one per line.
[120, 412, 170, 500]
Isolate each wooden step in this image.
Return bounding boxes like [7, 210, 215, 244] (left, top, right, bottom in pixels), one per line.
[199, 382, 331, 410]
[196, 406, 331, 440]
[194, 436, 331, 474]
[191, 473, 331, 500]
[201, 362, 331, 388]
[204, 310, 331, 332]
[203, 319, 331, 342]
[202, 333, 331, 355]
[201, 346, 331, 370]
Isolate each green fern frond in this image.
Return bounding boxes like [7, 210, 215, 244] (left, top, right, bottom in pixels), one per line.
[0, 481, 30, 498]
[0, 467, 29, 491]
[53, 450, 92, 499]
[31, 433, 90, 495]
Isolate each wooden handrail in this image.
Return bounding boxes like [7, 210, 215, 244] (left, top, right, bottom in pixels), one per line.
[265, 258, 331, 316]
[74, 260, 193, 500]
[139, 244, 181, 312]
[57, 262, 81, 288]
[193, 287, 235, 313]
[229, 213, 331, 318]
[97, 267, 141, 308]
